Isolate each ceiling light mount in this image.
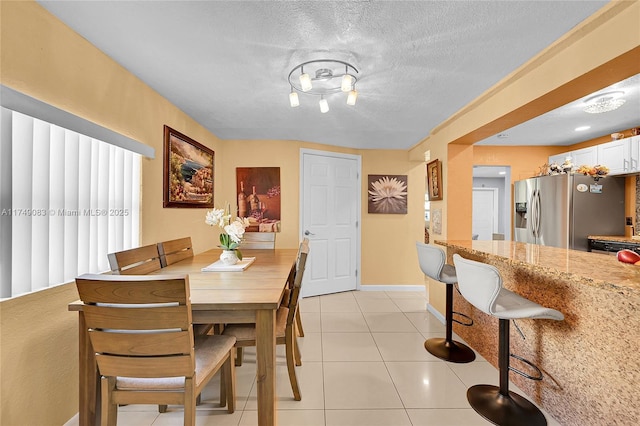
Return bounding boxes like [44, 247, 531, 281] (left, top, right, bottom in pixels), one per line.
[288, 59, 359, 111]
[583, 90, 626, 114]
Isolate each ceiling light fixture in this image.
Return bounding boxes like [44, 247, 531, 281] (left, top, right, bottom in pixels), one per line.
[288, 59, 359, 112]
[575, 125, 591, 131]
[583, 91, 626, 114]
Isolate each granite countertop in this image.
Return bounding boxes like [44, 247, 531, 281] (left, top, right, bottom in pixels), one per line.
[588, 235, 640, 244]
[435, 240, 640, 297]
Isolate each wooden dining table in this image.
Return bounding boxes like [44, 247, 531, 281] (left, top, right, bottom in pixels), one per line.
[69, 248, 298, 426]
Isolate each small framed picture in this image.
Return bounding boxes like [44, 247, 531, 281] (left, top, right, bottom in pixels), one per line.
[367, 174, 408, 214]
[426, 159, 443, 201]
[163, 125, 214, 208]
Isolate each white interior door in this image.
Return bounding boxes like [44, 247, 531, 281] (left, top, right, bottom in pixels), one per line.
[472, 188, 498, 240]
[300, 149, 360, 297]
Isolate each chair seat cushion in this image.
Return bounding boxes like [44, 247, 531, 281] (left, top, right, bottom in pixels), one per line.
[115, 334, 236, 391]
[493, 288, 564, 321]
[222, 307, 289, 343]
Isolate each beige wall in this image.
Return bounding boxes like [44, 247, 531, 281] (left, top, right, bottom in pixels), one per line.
[0, 2, 424, 424]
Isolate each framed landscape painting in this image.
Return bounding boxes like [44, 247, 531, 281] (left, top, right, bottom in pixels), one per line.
[163, 125, 214, 208]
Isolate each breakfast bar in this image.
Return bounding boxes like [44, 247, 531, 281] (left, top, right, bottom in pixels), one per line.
[435, 240, 639, 426]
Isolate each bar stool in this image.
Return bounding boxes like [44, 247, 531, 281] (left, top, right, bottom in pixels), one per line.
[416, 242, 475, 363]
[453, 254, 564, 426]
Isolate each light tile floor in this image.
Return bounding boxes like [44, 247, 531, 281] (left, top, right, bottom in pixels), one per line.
[65, 290, 562, 426]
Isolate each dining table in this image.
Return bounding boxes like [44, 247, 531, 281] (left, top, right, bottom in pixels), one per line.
[69, 248, 298, 426]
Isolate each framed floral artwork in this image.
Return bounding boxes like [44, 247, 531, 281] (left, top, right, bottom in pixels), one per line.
[426, 159, 443, 201]
[163, 125, 214, 208]
[367, 174, 408, 214]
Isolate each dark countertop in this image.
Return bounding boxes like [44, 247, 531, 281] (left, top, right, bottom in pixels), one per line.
[588, 235, 640, 244]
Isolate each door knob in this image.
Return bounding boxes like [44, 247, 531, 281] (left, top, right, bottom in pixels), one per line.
[304, 230, 315, 236]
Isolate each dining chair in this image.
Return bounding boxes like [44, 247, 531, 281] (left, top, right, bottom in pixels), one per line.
[158, 236, 194, 267]
[241, 232, 276, 249]
[75, 273, 237, 426]
[107, 244, 163, 275]
[222, 239, 309, 400]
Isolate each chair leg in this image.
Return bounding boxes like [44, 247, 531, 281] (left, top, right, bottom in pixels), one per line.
[235, 347, 243, 366]
[285, 327, 302, 400]
[184, 377, 196, 426]
[101, 376, 117, 426]
[295, 309, 305, 337]
[222, 349, 236, 413]
[293, 333, 302, 366]
[158, 404, 168, 413]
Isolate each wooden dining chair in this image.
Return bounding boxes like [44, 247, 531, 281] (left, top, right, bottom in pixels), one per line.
[107, 244, 162, 275]
[222, 240, 309, 400]
[75, 273, 237, 426]
[241, 232, 276, 249]
[158, 236, 194, 267]
[282, 238, 309, 338]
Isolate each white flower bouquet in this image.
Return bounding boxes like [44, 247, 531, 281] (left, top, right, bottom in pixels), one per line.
[205, 204, 250, 259]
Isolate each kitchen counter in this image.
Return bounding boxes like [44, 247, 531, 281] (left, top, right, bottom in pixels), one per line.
[435, 240, 639, 426]
[436, 240, 640, 297]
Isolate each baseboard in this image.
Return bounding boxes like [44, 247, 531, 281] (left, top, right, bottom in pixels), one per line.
[427, 303, 446, 324]
[358, 284, 426, 293]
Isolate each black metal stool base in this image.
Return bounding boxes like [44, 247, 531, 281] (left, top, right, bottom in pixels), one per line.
[424, 337, 476, 363]
[467, 385, 547, 426]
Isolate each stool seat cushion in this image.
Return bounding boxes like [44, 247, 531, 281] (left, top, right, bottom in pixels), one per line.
[493, 288, 564, 320]
[453, 254, 563, 321]
[416, 242, 457, 285]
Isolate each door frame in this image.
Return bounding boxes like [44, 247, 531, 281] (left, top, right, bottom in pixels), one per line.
[299, 148, 362, 293]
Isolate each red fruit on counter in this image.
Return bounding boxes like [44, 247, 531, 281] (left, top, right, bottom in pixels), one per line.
[616, 249, 640, 264]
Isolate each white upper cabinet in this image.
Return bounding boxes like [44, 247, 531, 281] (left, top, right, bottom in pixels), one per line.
[629, 136, 640, 173]
[571, 146, 598, 166]
[548, 136, 640, 176]
[597, 138, 631, 175]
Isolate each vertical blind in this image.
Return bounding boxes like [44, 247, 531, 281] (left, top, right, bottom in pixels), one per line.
[0, 108, 141, 298]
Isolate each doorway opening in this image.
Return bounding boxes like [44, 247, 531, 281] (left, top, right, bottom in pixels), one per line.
[472, 166, 511, 241]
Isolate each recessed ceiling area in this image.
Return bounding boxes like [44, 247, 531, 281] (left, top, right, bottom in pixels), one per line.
[36, 0, 612, 150]
[476, 73, 640, 147]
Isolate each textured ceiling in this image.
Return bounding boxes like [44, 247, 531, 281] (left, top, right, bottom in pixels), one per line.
[37, 0, 617, 150]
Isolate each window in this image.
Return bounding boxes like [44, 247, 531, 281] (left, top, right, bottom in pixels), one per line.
[0, 90, 150, 299]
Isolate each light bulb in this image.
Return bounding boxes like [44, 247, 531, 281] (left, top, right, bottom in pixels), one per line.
[341, 74, 352, 92]
[289, 91, 299, 107]
[347, 89, 358, 106]
[299, 72, 312, 92]
[319, 96, 329, 113]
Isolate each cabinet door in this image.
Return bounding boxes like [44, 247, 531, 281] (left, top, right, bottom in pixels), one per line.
[571, 146, 598, 167]
[597, 139, 630, 175]
[549, 153, 570, 166]
[630, 136, 640, 172]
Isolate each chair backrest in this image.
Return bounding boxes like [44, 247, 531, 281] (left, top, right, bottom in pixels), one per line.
[75, 273, 195, 380]
[286, 239, 309, 326]
[452, 254, 502, 315]
[415, 242, 446, 281]
[241, 232, 276, 250]
[108, 244, 163, 275]
[158, 237, 194, 267]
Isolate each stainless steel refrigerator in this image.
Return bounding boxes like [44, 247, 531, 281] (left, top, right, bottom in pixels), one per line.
[514, 174, 625, 251]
